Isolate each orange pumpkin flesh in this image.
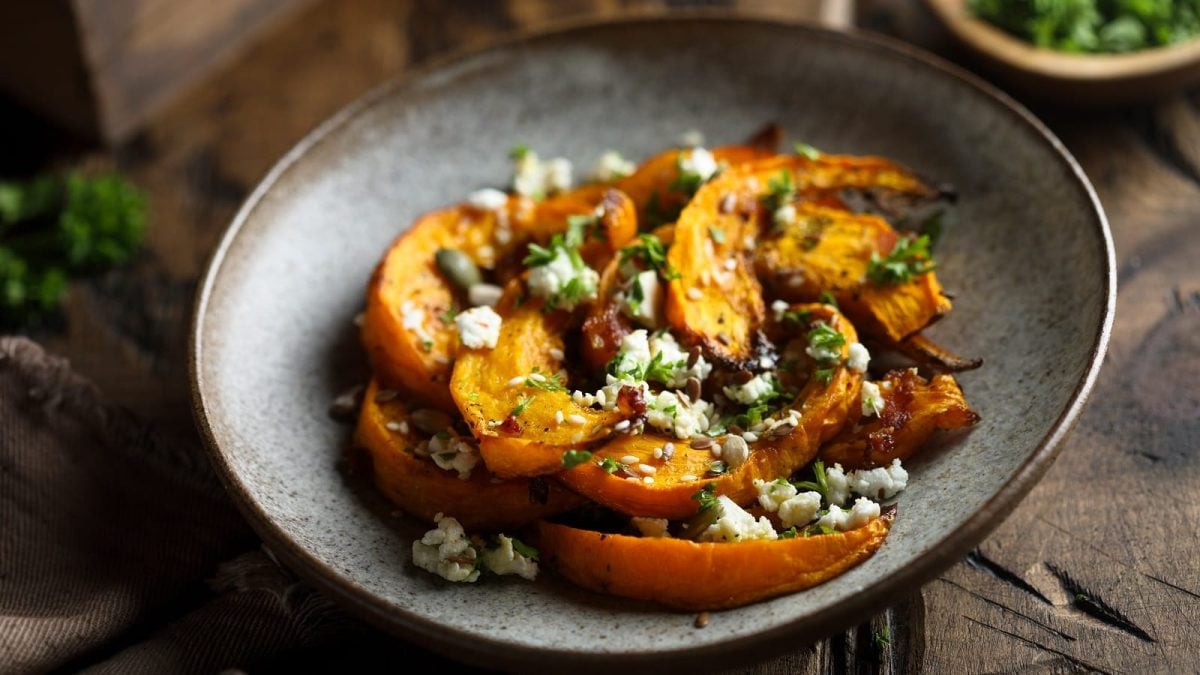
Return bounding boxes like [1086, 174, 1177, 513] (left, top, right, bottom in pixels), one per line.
[355, 379, 582, 530]
[538, 515, 891, 610]
[821, 369, 979, 470]
[615, 145, 776, 221]
[559, 304, 862, 519]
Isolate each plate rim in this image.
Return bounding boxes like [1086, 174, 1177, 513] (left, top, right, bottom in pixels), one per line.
[189, 12, 1116, 670]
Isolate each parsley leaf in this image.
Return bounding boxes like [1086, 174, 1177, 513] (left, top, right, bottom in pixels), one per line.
[867, 234, 936, 285]
[818, 290, 838, 308]
[779, 527, 799, 539]
[598, 457, 623, 474]
[692, 483, 720, 513]
[761, 169, 796, 214]
[523, 240, 558, 267]
[511, 537, 539, 561]
[807, 321, 846, 364]
[510, 394, 534, 417]
[619, 234, 679, 280]
[561, 449, 593, 469]
[794, 141, 822, 160]
[509, 143, 531, 161]
[564, 213, 593, 249]
[813, 367, 835, 385]
[524, 368, 567, 392]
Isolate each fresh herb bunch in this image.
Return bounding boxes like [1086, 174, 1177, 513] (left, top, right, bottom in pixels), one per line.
[969, 0, 1200, 53]
[0, 172, 146, 327]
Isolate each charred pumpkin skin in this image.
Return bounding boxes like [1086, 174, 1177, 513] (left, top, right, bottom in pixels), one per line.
[560, 305, 862, 519]
[821, 369, 979, 470]
[756, 201, 951, 344]
[450, 285, 627, 479]
[355, 379, 582, 530]
[538, 515, 891, 610]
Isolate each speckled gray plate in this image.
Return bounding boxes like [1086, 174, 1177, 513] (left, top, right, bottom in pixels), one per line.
[191, 16, 1114, 671]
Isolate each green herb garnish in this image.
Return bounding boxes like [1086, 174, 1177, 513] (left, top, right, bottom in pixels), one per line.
[807, 322, 846, 364]
[692, 483, 720, 513]
[561, 449, 593, 469]
[511, 537, 539, 561]
[618, 233, 680, 280]
[794, 141, 822, 160]
[761, 169, 796, 214]
[510, 394, 534, 417]
[867, 234, 936, 285]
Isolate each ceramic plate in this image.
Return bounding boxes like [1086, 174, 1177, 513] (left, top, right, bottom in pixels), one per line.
[191, 16, 1114, 670]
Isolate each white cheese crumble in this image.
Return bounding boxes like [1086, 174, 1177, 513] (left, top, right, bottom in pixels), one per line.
[847, 342, 870, 373]
[778, 491, 823, 529]
[480, 534, 538, 580]
[608, 329, 711, 389]
[467, 282, 504, 307]
[861, 380, 885, 418]
[773, 203, 797, 228]
[679, 147, 719, 182]
[700, 496, 778, 542]
[412, 514, 480, 582]
[589, 150, 636, 182]
[400, 301, 433, 347]
[467, 187, 508, 211]
[621, 269, 662, 328]
[825, 463, 851, 507]
[721, 435, 750, 468]
[817, 497, 881, 532]
[645, 389, 715, 439]
[755, 478, 797, 512]
[723, 373, 778, 405]
[771, 299, 789, 322]
[454, 306, 502, 349]
[847, 458, 908, 501]
[512, 149, 573, 199]
[526, 248, 599, 310]
[426, 434, 479, 480]
[631, 517, 670, 538]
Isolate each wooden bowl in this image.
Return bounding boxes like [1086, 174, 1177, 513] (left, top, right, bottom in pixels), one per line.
[925, 0, 1200, 105]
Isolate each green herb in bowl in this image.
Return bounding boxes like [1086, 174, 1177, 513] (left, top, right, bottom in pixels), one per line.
[969, 0, 1200, 53]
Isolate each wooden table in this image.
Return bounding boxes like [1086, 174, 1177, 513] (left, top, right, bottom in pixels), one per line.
[19, 1, 1198, 671]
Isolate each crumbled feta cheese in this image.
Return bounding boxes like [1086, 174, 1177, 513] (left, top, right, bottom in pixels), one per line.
[774, 203, 797, 227]
[847, 458, 908, 501]
[723, 373, 778, 405]
[644, 389, 714, 439]
[427, 434, 479, 479]
[631, 517, 670, 538]
[609, 329, 711, 389]
[590, 150, 636, 182]
[825, 463, 850, 506]
[679, 147, 719, 182]
[400, 301, 433, 347]
[622, 269, 662, 328]
[468, 282, 504, 307]
[778, 491, 823, 529]
[467, 188, 508, 211]
[412, 514, 480, 582]
[721, 435, 750, 468]
[817, 497, 881, 532]
[771, 299, 789, 322]
[526, 248, 599, 310]
[847, 342, 870, 373]
[455, 306, 502, 349]
[755, 478, 798, 512]
[686, 287, 703, 301]
[700, 496, 777, 542]
[480, 534, 538, 580]
[861, 380, 885, 418]
[512, 149, 573, 199]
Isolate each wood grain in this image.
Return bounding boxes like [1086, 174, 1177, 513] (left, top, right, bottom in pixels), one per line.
[21, 0, 1200, 671]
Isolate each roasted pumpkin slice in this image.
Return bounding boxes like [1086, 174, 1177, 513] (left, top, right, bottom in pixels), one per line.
[616, 145, 776, 227]
[821, 369, 979, 470]
[560, 304, 862, 519]
[538, 515, 891, 610]
[363, 201, 518, 411]
[664, 168, 766, 364]
[792, 152, 940, 202]
[755, 201, 952, 343]
[520, 186, 638, 272]
[355, 379, 582, 530]
[450, 286, 627, 478]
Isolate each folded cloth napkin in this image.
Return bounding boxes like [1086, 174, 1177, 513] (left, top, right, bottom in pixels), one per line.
[0, 338, 357, 674]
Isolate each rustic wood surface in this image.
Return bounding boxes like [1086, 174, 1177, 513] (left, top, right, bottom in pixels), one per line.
[9, 0, 1198, 671]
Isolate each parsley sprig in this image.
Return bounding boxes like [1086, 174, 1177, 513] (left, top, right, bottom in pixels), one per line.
[761, 169, 796, 214]
[867, 234, 936, 285]
[692, 483, 720, 513]
[561, 449, 593, 469]
[618, 234, 680, 280]
[807, 322, 846, 364]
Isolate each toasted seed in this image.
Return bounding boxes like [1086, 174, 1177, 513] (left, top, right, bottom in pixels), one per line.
[374, 388, 400, 403]
[330, 384, 365, 421]
[695, 611, 711, 628]
[690, 436, 714, 449]
[687, 346, 702, 368]
[732, 369, 754, 385]
[771, 422, 796, 437]
[411, 408, 453, 434]
[685, 377, 702, 401]
[716, 332, 730, 345]
[728, 423, 745, 436]
[435, 248, 482, 289]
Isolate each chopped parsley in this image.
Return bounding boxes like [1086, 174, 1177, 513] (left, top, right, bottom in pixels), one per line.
[598, 457, 624, 474]
[792, 459, 831, 504]
[818, 290, 838, 308]
[439, 307, 459, 325]
[692, 483, 719, 513]
[561, 449, 593, 469]
[779, 527, 799, 539]
[794, 141, 822, 160]
[564, 213, 594, 248]
[761, 169, 796, 214]
[813, 367, 835, 385]
[619, 234, 679, 280]
[807, 322, 846, 364]
[867, 234, 936, 285]
[511, 537, 539, 561]
[782, 308, 812, 326]
[509, 143, 531, 161]
[874, 626, 891, 648]
[524, 367, 567, 392]
[627, 273, 646, 314]
[510, 394, 534, 417]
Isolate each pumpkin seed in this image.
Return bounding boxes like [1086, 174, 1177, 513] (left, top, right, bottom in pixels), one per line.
[435, 248, 481, 289]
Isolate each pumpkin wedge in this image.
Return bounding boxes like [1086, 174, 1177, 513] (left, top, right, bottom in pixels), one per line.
[356, 379, 582, 530]
[450, 285, 628, 478]
[538, 515, 891, 610]
[756, 201, 952, 343]
[821, 369, 979, 470]
[616, 145, 776, 226]
[560, 304, 862, 519]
